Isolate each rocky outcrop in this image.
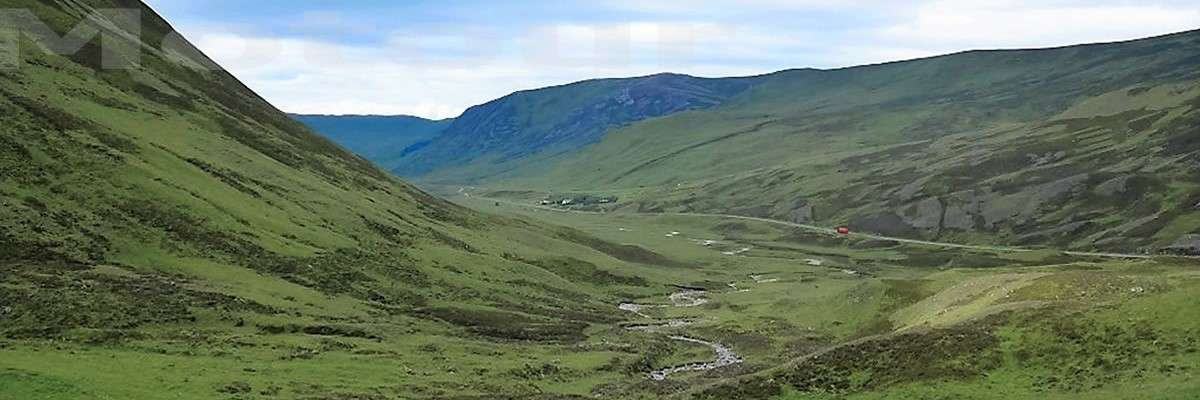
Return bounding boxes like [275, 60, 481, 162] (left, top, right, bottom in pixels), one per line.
[851, 213, 917, 236]
[942, 203, 977, 231]
[957, 174, 1087, 229]
[901, 197, 944, 231]
[879, 174, 1089, 236]
[1165, 235, 1200, 255]
[789, 198, 815, 223]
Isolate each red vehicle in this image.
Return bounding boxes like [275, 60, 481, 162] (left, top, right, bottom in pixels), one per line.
[836, 226, 851, 235]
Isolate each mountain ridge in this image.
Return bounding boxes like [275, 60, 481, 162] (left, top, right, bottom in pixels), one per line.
[412, 28, 1200, 253]
[390, 72, 764, 178]
[367, 29, 1200, 184]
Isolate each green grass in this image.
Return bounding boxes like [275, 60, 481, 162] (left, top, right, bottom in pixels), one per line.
[768, 276, 1200, 400]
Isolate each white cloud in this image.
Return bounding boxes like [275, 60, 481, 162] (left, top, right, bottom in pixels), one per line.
[166, 1, 1200, 118]
[184, 22, 776, 118]
[190, 31, 525, 118]
[601, 0, 899, 15]
[877, 1, 1200, 51]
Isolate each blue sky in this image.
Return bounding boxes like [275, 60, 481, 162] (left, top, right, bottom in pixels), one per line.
[144, 0, 1200, 118]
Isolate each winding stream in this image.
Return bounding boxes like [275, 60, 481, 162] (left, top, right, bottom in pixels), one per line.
[619, 290, 744, 381]
[649, 336, 744, 381]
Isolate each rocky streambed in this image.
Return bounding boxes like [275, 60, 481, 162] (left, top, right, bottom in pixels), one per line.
[649, 336, 743, 381]
[619, 289, 743, 381]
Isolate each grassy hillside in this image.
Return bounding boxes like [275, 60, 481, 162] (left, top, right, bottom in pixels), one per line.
[693, 261, 1200, 400]
[0, 0, 692, 397]
[463, 30, 1200, 253]
[291, 114, 451, 171]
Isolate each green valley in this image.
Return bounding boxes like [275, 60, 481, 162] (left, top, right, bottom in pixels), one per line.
[1, 1, 1198, 399]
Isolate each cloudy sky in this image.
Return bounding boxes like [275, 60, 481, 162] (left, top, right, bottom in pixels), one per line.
[144, 0, 1200, 119]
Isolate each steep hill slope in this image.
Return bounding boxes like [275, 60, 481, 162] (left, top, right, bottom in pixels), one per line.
[393, 72, 762, 180]
[291, 113, 451, 171]
[0, 1, 683, 397]
[473, 30, 1200, 253]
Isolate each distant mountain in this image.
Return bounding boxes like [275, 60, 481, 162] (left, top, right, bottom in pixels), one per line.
[391, 73, 763, 180]
[419, 30, 1200, 253]
[291, 114, 451, 171]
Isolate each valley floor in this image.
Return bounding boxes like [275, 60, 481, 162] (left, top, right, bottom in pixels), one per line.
[3, 195, 1199, 399]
